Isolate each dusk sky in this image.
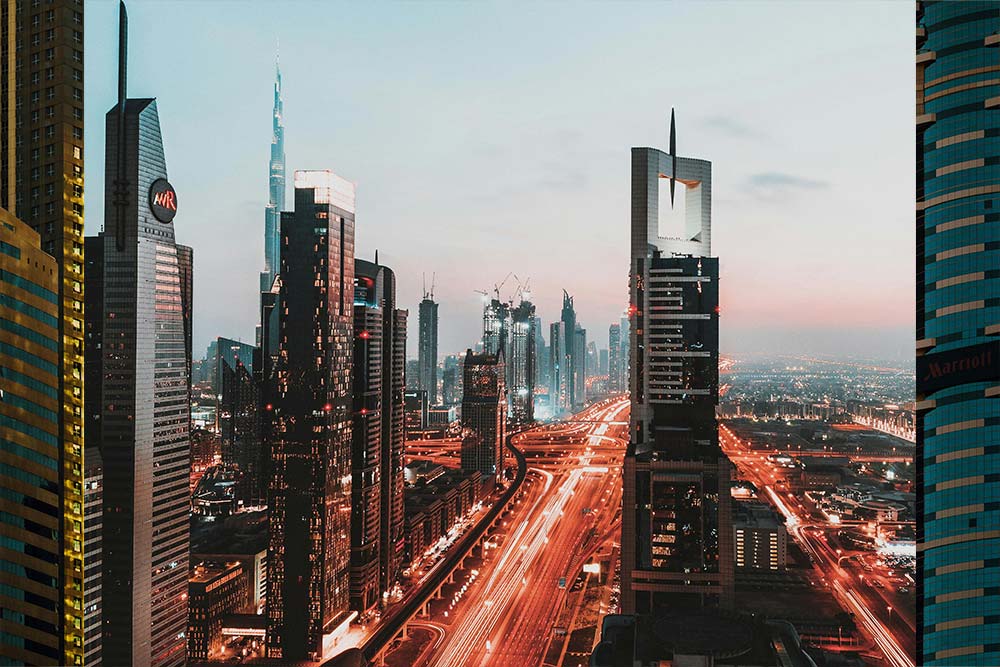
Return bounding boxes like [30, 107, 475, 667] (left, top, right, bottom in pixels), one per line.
[84, 0, 913, 363]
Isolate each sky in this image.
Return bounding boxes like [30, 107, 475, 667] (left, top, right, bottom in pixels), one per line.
[84, 0, 914, 364]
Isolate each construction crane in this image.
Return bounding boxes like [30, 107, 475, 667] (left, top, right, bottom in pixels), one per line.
[494, 272, 513, 302]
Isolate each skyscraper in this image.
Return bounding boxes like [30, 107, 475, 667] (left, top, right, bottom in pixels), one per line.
[1, 2, 86, 663]
[549, 321, 569, 415]
[916, 4, 1000, 664]
[351, 258, 407, 614]
[216, 338, 262, 506]
[508, 298, 536, 424]
[621, 117, 733, 615]
[461, 349, 506, 483]
[86, 8, 191, 664]
[266, 170, 356, 659]
[261, 55, 286, 293]
[609, 323, 622, 393]
[417, 290, 438, 404]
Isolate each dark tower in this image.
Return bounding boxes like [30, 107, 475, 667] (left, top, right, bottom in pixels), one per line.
[622, 114, 733, 615]
[266, 171, 356, 660]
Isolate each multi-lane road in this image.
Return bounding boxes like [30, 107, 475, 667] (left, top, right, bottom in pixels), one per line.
[720, 423, 915, 667]
[421, 397, 629, 667]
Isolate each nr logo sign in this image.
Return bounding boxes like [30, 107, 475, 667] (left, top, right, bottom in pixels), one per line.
[149, 178, 178, 223]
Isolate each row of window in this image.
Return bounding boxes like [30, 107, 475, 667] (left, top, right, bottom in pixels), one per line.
[27, 28, 83, 47]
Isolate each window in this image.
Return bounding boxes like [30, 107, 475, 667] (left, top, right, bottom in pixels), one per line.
[73, 50, 82, 64]
[72, 69, 81, 83]
[46, 87, 54, 100]
[45, 68, 54, 81]
[30, 91, 39, 104]
[72, 107, 82, 121]
[44, 48, 53, 61]
[72, 88, 82, 102]
[45, 145, 54, 157]
[45, 126, 54, 139]
[45, 29, 54, 42]
[71, 127, 82, 140]
[72, 146, 81, 160]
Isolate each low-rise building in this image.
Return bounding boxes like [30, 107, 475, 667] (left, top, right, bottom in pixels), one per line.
[734, 503, 787, 572]
[188, 561, 250, 660]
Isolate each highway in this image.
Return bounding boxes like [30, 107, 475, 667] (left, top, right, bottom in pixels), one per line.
[720, 423, 915, 667]
[424, 397, 629, 667]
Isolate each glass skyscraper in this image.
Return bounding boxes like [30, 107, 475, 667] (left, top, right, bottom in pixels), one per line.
[266, 170, 356, 659]
[917, 3, 1000, 665]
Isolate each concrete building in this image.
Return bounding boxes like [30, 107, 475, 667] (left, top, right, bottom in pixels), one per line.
[187, 561, 250, 661]
[733, 503, 787, 572]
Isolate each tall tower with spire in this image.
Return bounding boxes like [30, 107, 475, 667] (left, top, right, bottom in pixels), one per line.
[261, 53, 286, 291]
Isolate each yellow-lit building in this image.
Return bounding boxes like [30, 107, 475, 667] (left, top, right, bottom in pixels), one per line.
[1, 1, 86, 664]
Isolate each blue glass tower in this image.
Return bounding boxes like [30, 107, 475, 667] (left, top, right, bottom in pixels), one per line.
[261, 56, 286, 292]
[917, 3, 1000, 665]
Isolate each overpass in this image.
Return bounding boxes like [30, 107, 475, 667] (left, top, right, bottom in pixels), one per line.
[321, 438, 528, 666]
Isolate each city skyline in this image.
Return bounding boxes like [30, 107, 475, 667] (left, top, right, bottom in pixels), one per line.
[0, 2, 938, 665]
[83, 0, 913, 362]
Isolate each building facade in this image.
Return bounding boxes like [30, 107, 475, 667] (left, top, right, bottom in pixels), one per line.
[622, 127, 733, 615]
[733, 503, 787, 572]
[92, 34, 191, 662]
[460, 349, 506, 483]
[1, 2, 87, 663]
[216, 337, 262, 506]
[0, 208, 67, 665]
[609, 323, 622, 393]
[83, 447, 103, 667]
[417, 294, 438, 404]
[266, 170, 356, 660]
[187, 561, 250, 661]
[916, 3, 1000, 665]
[508, 299, 536, 424]
[351, 259, 407, 614]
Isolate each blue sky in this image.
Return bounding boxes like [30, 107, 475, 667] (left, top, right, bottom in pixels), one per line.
[84, 0, 914, 362]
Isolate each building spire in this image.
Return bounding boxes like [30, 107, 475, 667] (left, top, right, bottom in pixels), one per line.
[113, 1, 129, 250]
[260, 44, 287, 292]
[669, 108, 677, 209]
